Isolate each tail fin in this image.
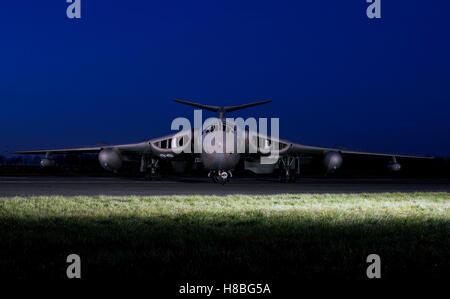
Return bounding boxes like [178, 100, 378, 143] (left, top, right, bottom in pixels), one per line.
[173, 99, 271, 118]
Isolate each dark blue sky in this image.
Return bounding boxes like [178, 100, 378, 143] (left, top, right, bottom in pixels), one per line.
[1, 0, 449, 157]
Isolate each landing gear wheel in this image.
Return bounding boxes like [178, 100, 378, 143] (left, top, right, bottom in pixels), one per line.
[288, 171, 296, 183]
[141, 157, 160, 182]
[144, 172, 152, 181]
[144, 169, 160, 181]
[208, 170, 230, 184]
[280, 169, 296, 183]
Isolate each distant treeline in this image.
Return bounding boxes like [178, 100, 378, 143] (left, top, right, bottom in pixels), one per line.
[0, 154, 449, 178]
[0, 154, 104, 167]
[0, 154, 114, 177]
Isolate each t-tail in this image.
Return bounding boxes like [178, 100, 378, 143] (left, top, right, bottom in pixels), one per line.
[173, 99, 272, 119]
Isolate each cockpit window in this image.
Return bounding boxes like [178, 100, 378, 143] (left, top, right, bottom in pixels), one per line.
[203, 122, 235, 135]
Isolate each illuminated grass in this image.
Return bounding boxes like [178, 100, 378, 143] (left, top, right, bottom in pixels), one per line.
[0, 193, 448, 280]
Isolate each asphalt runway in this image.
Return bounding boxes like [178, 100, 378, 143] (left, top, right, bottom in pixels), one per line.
[0, 176, 449, 196]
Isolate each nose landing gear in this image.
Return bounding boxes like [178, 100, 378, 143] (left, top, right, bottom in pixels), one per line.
[208, 170, 232, 185]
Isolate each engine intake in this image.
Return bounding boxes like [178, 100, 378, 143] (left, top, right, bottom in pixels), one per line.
[323, 151, 343, 173]
[387, 157, 401, 172]
[40, 158, 55, 167]
[98, 148, 122, 171]
[387, 162, 401, 172]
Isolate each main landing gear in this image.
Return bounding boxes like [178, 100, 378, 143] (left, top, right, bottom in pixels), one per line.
[208, 170, 232, 185]
[279, 156, 300, 183]
[141, 156, 161, 181]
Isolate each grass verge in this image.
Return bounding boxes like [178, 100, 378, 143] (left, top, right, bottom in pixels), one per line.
[0, 193, 449, 280]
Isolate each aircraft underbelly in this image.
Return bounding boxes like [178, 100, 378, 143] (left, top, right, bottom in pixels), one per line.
[201, 152, 240, 170]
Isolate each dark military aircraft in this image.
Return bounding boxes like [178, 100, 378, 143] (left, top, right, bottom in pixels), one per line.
[13, 100, 432, 184]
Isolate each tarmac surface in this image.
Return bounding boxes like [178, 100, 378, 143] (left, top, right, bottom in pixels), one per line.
[0, 176, 449, 196]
